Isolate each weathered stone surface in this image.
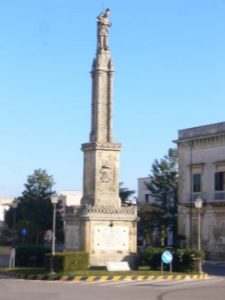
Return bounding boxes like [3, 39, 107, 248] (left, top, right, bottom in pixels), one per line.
[81, 145, 121, 207]
[64, 10, 137, 266]
[64, 224, 80, 250]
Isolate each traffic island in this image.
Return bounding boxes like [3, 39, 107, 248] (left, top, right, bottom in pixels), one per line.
[0, 269, 209, 281]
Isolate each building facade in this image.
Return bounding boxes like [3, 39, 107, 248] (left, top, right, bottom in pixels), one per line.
[137, 177, 154, 206]
[175, 122, 225, 258]
[60, 191, 82, 207]
[0, 198, 13, 229]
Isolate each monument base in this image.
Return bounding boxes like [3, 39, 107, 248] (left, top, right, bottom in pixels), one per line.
[64, 205, 137, 268]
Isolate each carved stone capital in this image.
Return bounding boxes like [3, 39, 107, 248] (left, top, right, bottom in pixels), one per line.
[78, 204, 137, 218]
[82, 142, 121, 151]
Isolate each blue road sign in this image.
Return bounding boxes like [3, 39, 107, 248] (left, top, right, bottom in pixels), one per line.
[20, 228, 28, 237]
[161, 251, 173, 264]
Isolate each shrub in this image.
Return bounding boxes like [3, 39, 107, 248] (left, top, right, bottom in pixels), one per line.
[15, 245, 50, 267]
[46, 252, 89, 272]
[138, 247, 204, 273]
[173, 248, 204, 273]
[138, 247, 164, 270]
[0, 240, 12, 247]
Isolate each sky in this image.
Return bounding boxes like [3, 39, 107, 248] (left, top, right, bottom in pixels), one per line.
[0, 0, 225, 198]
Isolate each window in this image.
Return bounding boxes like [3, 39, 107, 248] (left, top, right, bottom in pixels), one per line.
[193, 174, 201, 192]
[215, 172, 225, 191]
[145, 194, 151, 203]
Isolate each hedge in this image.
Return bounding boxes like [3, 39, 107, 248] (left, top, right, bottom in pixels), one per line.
[46, 252, 89, 272]
[173, 248, 204, 272]
[138, 247, 164, 270]
[138, 247, 204, 273]
[15, 245, 50, 267]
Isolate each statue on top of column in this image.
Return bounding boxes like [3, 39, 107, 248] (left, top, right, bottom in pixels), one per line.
[97, 8, 111, 51]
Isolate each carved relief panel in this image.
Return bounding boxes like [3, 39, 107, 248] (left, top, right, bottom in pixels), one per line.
[98, 153, 117, 193]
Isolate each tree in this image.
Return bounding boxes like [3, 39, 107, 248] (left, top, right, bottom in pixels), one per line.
[119, 182, 135, 205]
[6, 169, 63, 245]
[139, 148, 178, 247]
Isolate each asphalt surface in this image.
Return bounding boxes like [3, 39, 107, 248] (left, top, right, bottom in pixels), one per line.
[1, 255, 225, 300]
[0, 255, 9, 267]
[203, 261, 225, 276]
[0, 275, 224, 300]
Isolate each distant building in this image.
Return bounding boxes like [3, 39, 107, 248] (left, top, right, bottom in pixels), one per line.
[0, 198, 13, 228]
[175, 122, 225, 259]
[59, 190, 82, 215]
[60, 190, 82, 206]
[137, 177, 154, 206]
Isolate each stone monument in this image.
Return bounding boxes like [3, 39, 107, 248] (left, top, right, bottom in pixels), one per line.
[64, 9, 137, 267]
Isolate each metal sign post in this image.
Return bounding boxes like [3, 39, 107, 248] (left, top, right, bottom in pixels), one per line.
[161, 251, 173, 274]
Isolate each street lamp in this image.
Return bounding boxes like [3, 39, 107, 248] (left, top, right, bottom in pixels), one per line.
[50, 193, 59, 274]
[9, 199, 19, 268]
[50, 193, 59, 255]
[11, 199, 19, 246]
[194, 196, 203, 274]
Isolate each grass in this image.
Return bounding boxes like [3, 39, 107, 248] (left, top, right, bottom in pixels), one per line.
[0, 267, 45, 275]
[0, 266, 195, 277]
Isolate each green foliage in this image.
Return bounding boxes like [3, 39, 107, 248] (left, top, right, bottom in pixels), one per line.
[119, 182, 135, 204]
[6, 169, 63, 245]
[138, 247, 204, 273]
[138, 247, 164, 270]
[0, 228, 13, 246]
[16, 245, 50, 267]
[173, 249, 204, 273]
[139, 148, 178, 246]
[46, 252, 89, 272]
[0, 241, 12, 246]
[146, 148, 178, 223]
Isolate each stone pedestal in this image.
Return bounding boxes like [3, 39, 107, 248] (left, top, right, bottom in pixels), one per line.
[64, 205, 137, 267]
[81, 143, 121, 207]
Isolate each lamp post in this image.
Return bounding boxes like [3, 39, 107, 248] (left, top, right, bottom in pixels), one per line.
[50, 193, 59, 274]
[194, 196, 203, 274]
[11, 199, 19, 247]
[9, 199, 19, 268]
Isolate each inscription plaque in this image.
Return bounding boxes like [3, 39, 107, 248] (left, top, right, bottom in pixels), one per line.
[94, 226, 129, 250]
[65, 225, 80, 250]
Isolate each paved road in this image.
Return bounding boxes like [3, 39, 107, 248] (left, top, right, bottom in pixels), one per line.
[203, 261, 225, 276]
[0, 255, 9, 267]
[0, 277, 224, 300]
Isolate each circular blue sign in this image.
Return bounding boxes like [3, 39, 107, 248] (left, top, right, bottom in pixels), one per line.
[161, 251, 173, 264]
[20, 228, 28, 237]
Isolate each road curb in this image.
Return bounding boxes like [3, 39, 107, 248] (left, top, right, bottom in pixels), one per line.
[0, 271, 209, 281]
